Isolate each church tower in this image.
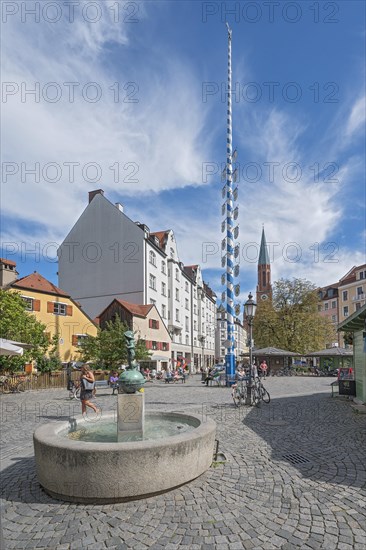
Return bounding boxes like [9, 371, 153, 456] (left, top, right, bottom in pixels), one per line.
[256, 227, 272, 304]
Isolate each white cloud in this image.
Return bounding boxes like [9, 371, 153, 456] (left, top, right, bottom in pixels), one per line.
[345, 95, 366, 138]
[2, 3, 364, 297]
[2, 1, 210, 235]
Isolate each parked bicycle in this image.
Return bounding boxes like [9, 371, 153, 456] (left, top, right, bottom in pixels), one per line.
[273, 368, 294, 376]
[0, 375, 28, 393]
[68, 380, 81, 399]
[231, 377, 270, 407]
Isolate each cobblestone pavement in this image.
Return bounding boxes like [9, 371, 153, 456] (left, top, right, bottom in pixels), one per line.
[1, 376, 365, 549]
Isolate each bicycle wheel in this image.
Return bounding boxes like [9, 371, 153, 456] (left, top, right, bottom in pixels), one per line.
[251, 386, 260, 406]
[17, 382, 25, 392]
[261, 387, 270, 404]
[232, 386, 243, 407]
[241, 384, 248, 404]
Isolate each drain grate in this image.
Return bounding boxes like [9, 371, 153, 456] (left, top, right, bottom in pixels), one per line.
[282, 452, 311, 465]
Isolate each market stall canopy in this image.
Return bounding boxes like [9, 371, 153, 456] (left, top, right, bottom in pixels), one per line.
[240, 347, 300, 356]
[338, 303, 366, 333]
[305, 347, 353, 357]
[0, 339, 26, 356]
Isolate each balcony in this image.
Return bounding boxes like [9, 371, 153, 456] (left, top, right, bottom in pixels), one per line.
[168, 322, 182, 334]
[352, 294, 365, 302]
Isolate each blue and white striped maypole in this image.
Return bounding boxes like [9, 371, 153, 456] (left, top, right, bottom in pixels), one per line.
[225, 23, 236, 381]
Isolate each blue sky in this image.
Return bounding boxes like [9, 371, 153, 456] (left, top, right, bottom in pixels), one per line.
[1, 0, 365, 306]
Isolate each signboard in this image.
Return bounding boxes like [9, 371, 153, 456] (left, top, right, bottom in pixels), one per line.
[338, 380, 356, 396]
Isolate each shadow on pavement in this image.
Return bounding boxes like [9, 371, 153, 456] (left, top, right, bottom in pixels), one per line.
[243, 392, 366, 489]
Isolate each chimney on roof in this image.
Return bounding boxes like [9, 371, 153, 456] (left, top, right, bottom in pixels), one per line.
[88, 189, 104, 203]
[0, 258, 18, 289]
[115, 202, 124, 213]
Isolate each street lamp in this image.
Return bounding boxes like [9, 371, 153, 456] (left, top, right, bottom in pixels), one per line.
[244, 292, 257, 404]
[199, 336, 206, 372]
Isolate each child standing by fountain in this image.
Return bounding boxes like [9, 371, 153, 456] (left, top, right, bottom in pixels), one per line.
[80, 365, 100, 415]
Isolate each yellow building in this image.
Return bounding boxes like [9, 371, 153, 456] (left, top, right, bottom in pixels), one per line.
[7, 270, 97, 363]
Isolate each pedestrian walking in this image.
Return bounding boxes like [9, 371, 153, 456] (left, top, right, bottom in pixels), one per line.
[79, 365, 100, 415]
[260, 360, 268, 380]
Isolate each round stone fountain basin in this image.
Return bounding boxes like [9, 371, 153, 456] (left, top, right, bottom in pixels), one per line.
[33, 411, 216, 503]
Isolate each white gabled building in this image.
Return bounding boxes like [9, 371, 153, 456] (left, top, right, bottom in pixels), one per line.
[58, 189, 216, 371]
[215, 304, 248, 364]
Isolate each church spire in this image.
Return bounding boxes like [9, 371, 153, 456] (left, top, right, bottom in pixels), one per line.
[258, 226, 270, 266]
[256, 226, 272, 303]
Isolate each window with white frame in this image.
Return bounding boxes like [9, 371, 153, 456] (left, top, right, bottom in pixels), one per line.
[162, 304, 166, 318]
[161, 282, 166, 296]
[342, 290, 348, 301]
[175, 309, 180, 322]
[331, 301, 336, 309]
[357, 286, 363, 295]
[343, 306, 349, 317]
[185, 282, 189, 292]
[161, 261, 166, 274]
[149, 274, 156, 290]
[175, 288, 179, 301]
[356, 302, 361, 311]
[149, 250, 156, 266]
[185, 335, 189, 345]
[22, 296, 34, 311]
[76, 334, 88, 346]
[54, 303, 67, 316]
[324, 303, 329, 311]
[175, 268, 179, 281]
[185, 298, 189, 310]
[185, 316, 189, 331]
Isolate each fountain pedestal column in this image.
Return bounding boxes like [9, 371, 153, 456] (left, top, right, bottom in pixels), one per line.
[117, 392, 144, 441]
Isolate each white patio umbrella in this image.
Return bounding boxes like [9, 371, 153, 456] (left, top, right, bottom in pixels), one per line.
[0, 339, 24, 356]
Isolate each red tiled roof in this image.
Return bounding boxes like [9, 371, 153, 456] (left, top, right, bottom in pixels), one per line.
[0, 258, 17, 267]
[115, 299, 154, 318]
[11, 272, 69, 297]
[150, 231, 169, 249]
[339, 264, 366, 285]
[183, 265, 198, 280]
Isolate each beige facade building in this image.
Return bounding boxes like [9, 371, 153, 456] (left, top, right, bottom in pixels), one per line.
[2, 266, 97, 363]
[318, 263, 366, 347]
[338, 265, 366, 321]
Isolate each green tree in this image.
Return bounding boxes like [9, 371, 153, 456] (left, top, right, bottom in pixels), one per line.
[78, 316, 151, 369]
[0, 290, 50, 372]
[36, 334, 63, 373]
[253, 278, 334, 354]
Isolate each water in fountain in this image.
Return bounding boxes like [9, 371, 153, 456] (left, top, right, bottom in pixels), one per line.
[64, 416, 196, 443]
